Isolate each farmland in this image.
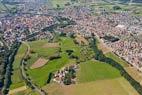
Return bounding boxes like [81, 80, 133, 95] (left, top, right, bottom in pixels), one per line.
[78, 60, 121, 83]
[44, 77, 138, 95]
[10, 36, 140, 95]
[10, 44, 27, 89]
[26, 37, 93, 86]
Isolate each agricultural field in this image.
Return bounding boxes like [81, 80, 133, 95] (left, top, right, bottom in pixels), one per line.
[10, 36, 139, 95]
[77, 60, 121, 83]
[10, 44, 27, 89]
[26, 37, 93, 86]
[43, 60, 138, 95]
[44, 77, 139, 95]
[10, 88, 39, 95]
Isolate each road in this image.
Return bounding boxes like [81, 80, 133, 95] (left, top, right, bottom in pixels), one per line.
[21, 42, 47, 95]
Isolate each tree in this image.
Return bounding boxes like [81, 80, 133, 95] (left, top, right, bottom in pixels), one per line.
[113, 6, 121, 10]
[56, 4, 60, 9]
[64, 73, 72, 85]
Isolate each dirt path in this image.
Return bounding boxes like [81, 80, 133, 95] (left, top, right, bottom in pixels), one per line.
[21, 42, 47, 95]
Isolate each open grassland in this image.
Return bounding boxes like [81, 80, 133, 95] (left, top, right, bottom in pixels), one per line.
[27, 52, 71, 86]
[60, 37, 81, 57]
[27, 37, 94, 86]
[28, 40, 59, 59]
[43, 59, 138, 95]
[10, 88, 39, 95]
[13, 44, 27, 69]
[78, 60, 121, 83]
[27, 37, 78, 86]
[60, 37, 94, 61]
[44, 77, 139, 95]
[11, 44, 27, 89]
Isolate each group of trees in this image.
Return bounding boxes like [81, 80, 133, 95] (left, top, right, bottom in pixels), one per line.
[103, 35, 119, 42]
[63, 66, 76, 85]
[0, 53, 6, 90]
[90, 38, 142, 95]
[113, 5, 122, 10]
[21, 46, 47, 95]
[2, 42, 21, 94]
[56, 17, 76, 28]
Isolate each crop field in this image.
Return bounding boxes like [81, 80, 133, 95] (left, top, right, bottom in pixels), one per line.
[44, 78, 138, 95]
[43, 60, 138, 95]
[78, 60, 121, 83]
[10, 88, 39, 95]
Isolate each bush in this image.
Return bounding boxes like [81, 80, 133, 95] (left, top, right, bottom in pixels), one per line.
[47, 72, 53, 84]
[113, 6, 121, 10]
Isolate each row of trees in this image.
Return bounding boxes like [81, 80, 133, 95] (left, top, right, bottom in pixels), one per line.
[20, 44, 47, 95]
[90, 37, 142, 94]
[2, 42, 21, 94]
[0, 52, 6, 90]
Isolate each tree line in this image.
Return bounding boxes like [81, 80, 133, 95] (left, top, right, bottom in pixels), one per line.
[2, 42, 21, 94]
[90, 37, 142, 95]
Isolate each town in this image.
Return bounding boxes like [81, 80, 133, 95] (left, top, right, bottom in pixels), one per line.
[0, 0, 142, 95]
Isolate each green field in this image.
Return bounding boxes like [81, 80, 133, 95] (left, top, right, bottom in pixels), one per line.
[11, 44, 27, 89]
[11, 36, 139, 95]
[43, 59, 138, 95]
[10, 88, 38, 95]
[78, 60, 121, 83]
[27, 37, 93, 86]
[44, 77, 138, 95]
